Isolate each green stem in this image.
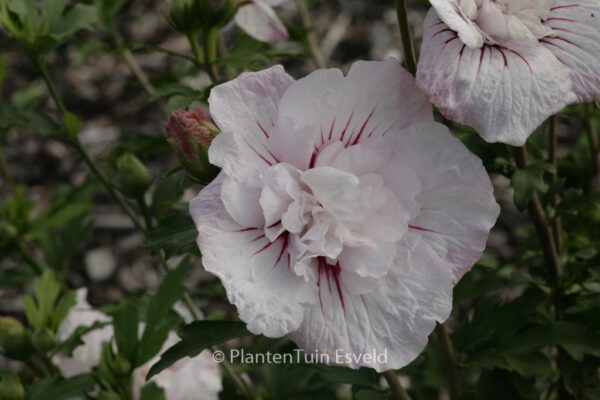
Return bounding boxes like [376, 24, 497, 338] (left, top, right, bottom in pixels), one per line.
[203, 27, 221, 82]
[34, 56, 67, 116]
[112, 31, 156, 97]
[132, 43, 199, 65]
[514, 146, 561, 292]
[120, 48, 156, 96]
[296, 0, 326, 68]
[135, 195, 153, 231]
[0, 144, 15, 190]
[187, 31, 205, 68]
[383, 370, 412, 400]
[514, 145, 569, 400]
[35, 53, 145, 233]
[586, 103, 599, 176]
[394, 0, 417, 75]
[71, 139, 145, 232]
[17, 241, 44, 274]
[435, 324, 464, 399]
[547, 116, 562, 253]
[34, 45, 252, 400]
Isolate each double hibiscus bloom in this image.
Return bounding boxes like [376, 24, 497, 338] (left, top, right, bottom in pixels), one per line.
[189, 0, 599, 372]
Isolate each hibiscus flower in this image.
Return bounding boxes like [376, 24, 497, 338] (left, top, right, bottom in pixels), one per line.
[54, 289, 222, 400]
[416, 0, 600, 145]
[235, 0, 289, 42]
[189, 59, 500, 371]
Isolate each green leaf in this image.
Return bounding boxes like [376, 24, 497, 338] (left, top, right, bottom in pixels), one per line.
[49, 4, 97, 40]
[355, 390, 388, 400]
[311, 365, 379, 386]
[112, 299, 139, 364]
[0, 54, 6, 89]
[503, 321, 600, 361]
[23, 270, 61, 331]
[140, 382, 166, 400]
[50, 290, 76, 332]
[147, 321, 251, 379]
[512, 162, 552, 211]
[137, 260, 190, 366]
[26, 374, 96, 400]
[262, 362, 327, 399]
[56, 321, 110, 357]
[476, 369, 538, 400]
[23, 296, 43, 331]
[471, 350, 552, 377]
[145, 207, 198, 258]
[151, 173, 190, 217]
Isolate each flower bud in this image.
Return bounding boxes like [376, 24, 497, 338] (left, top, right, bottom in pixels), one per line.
[164, 109, 220, 182]
[116, 154, 151, 199]
[168, 0, 214, 33]
[113, 354, 131, 378]
[31, 328, 55, 353]
[0, 317, 30, 359]
[212, 0, 238, 27]
[0, 374, 25, 400]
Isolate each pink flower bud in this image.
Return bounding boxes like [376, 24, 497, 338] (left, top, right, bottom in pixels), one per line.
[164, 109, 220, 181]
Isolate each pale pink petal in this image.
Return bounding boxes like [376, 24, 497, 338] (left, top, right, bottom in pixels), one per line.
[290, 235, 453, 372]
[134, 333, 222, 400]
[190, 174, 315, 337]
[262, 0, 288, 6]
[275, 59, 433, 166]
[54, 289, 113, 377]
[221, 177, 264, 228]
[430, 0, 485, 48]
[234, 1, 288, 43]
[394, 121, 500, 281]
[208, 66, 294, 182]
[541, 0, 600, 102]
[417, 9, 575, 145]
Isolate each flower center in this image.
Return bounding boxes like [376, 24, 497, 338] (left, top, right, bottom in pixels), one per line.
[255, 141, 415, 296]
[468, 0, 555, 48]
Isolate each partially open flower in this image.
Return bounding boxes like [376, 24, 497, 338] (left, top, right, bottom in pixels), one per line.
[54, 289, 222, 399]
[190, 60, 500, 371]
[235, 0, 289, 42]
[53, 289, 113, 378]
[417, 0, 600, 145]
[165, 109, 220, 181]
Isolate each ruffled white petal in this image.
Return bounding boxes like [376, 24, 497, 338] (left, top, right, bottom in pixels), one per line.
[234, 0, 288, 43]
[276, 59, 433, 153]
[416, 9, 575, 145]
[290, 235, 453, 372]
[190, 175, 315, 337]
[208, 66, 294, 182]
[541, 0, 600, 102]
[289, 121, 498, 371]
[430, 0, 485, 48]
[394, 121, 500, 281]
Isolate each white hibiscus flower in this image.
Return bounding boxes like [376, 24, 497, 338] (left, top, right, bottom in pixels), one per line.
[416, 0, 600, 145]
[189, 59, 500, 372]
[54, 289, 222, 399]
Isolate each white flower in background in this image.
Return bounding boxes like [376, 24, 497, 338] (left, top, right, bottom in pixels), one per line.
[416, 0, 600, 145]
[133, 333, 222, 400]
[54, 289, 222, 399]
[54, 288, 113, 378]
[189, 59, 500, 371]
[235, 0, 289, 42]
